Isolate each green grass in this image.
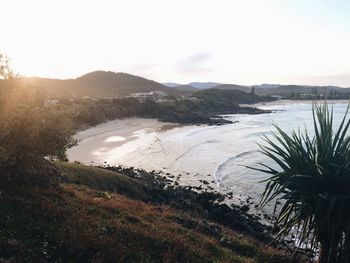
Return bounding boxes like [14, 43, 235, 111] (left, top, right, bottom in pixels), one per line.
[58, 162, 149, 201]
[0, 163, 302, 262]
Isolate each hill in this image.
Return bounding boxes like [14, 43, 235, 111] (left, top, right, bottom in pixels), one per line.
[7, 71, 350, 100]
[255, 84, 350, 97]
[170, 84, 197, 92]
[164, 80, 350, 98]
[164, 82, 223, 89]
[209, 84, 350, 98]
[0, 162, 302, 262]
[194, 88, 274, 105]
[212, 84, 252, 92]
[18, 71, 183, 98]
[162, 82, 183, 87]
[189, 82, 223, 89]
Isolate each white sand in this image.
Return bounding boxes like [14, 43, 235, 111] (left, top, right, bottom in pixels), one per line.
[67, 117, 222, 193]
[68, 118, 177, 165]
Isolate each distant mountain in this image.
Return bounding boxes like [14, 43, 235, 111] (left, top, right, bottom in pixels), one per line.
[213, 84, 252, 92]
[18, 71, 184, 98]
[188, 82, 223, 89]
[194, 88, 276, 105]
[255, 84, 281, 89]
[4, 71, 350, 99]
[207, 82, 350, 97]
[203, 82, 350, 97]
[169, 84, 197, 92]
[163, 82, 223, 89]
[162, 82, 183, 88]
[255, 84, 350, 97]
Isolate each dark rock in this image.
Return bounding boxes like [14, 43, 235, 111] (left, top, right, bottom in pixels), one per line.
[240, 205, 250, 212]
[98, 164, 272, 242]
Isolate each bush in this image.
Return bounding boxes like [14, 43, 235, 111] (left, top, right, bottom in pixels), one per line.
[0, 75, 75, 182]
[253, 102, 350, 263]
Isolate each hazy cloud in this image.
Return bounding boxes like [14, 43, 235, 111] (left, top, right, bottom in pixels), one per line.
[176, 52, 215, 76]
[128, 63, 158, 72]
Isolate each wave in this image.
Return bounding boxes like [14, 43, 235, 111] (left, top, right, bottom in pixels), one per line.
[214, 150, 256, 184]
[169, 140, 219, 167]
[185, 126, 221, 137]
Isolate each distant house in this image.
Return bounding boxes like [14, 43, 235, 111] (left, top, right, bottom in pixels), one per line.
[128, 90, 167, 103]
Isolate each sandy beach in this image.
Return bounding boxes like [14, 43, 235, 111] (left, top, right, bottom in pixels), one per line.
[67, 118, 223, 195]
[68, 118, 179, 165]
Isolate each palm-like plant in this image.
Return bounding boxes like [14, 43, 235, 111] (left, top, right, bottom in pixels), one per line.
[252, 102, 350, 263]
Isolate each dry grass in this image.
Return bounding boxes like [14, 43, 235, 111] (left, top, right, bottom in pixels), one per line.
[0, 163, 302, 262]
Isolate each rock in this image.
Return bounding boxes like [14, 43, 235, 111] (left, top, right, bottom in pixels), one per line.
[97, 164, 272, 242]
[7, 238, 19, 247]
[240, 205, 250, 212]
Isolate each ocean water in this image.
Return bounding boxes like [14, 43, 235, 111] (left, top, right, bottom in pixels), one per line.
[68, 101, 350, 210]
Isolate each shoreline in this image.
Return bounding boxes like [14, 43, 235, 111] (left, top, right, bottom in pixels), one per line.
[68, 118, 185, 165]
[67, 116, 221, 189]
[66, 116, 267, 219]
[68, 118, 223, 196]
[241, 98, 350, 108]
[95, 164, 274, 238]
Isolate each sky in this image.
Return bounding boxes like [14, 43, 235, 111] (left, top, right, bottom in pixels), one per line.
[1, 0, 350, 86]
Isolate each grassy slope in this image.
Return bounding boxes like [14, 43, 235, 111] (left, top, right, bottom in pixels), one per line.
[0, 163, 298, 262]
[59, 162, 149, 201]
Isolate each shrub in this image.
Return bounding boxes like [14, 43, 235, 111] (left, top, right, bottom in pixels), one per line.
[252, 102, 350, 263]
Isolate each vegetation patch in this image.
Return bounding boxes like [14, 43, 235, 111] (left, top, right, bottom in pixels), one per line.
[0, 178, 300, 262]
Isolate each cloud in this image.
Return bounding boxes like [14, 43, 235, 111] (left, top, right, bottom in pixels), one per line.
[128, 63, 158, 72]
[176, 52, 215, 76]
[185, 52, 212, 64]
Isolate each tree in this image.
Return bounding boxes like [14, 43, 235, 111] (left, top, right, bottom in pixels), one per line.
[251, 102, 350, 263]
[290, 90, 295, 98]
[0, 54, 76, 184]
[251, 86, 256, 96]
[0, 53, 16, 79]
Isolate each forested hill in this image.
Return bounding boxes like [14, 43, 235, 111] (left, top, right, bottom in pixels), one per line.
[3, 70, 350, 99]
[8, 71, 186, 98]
[194, 83, 350, 98]
[255, 84, 350, 97]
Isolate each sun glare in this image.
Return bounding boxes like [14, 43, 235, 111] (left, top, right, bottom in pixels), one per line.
[1, 0, 350, 86]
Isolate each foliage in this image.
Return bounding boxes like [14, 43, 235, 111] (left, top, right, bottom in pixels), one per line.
[252, 102, 350, 262]
[194, 88, 274, 105]
[0, 53, 15, 79]
[56, 89, 273, 129]
[0, 55, 75, 181]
